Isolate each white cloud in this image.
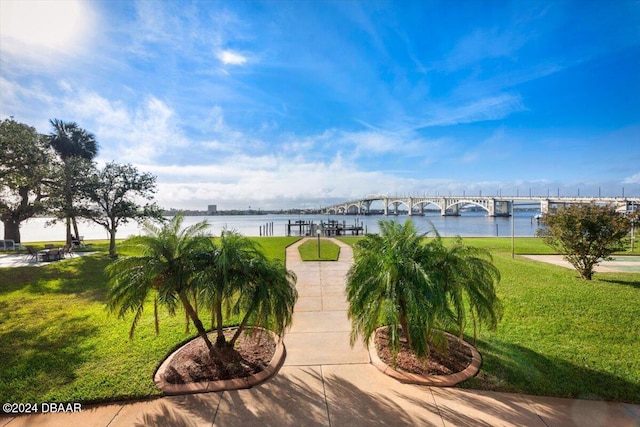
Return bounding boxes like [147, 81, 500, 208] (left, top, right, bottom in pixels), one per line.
[623, 173, 640, 185]
[340, 131, 401, 154]
[0, 0, 96, 67]
[150, 156, 414, 210]
[217, 50, 248, 65]
[55, 89, 188, 163]
[0, 77, 56, 129]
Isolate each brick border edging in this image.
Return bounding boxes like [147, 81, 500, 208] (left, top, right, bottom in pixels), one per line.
[368, 330, 482, 387]
[153, 329, 286, 395]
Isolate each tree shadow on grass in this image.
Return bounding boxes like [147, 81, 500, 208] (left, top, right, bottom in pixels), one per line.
[598, 277, 640, 290]
[460, 338, 640, 404]
[0, 313, 98, 403]
[0, 255, 111, 302]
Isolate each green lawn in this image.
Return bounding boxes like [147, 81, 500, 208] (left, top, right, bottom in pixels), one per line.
[2, 236, 639, 404]
[0, 237, 299, 405]
[298, 238, 341, 261]
[337, 236, 640, 403]
[249, 237, 300, 261]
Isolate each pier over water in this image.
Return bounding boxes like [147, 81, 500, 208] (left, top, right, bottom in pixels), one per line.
[323, 195, 640, 217]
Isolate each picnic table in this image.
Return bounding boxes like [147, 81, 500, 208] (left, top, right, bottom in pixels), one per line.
[37, 247, 63, 262]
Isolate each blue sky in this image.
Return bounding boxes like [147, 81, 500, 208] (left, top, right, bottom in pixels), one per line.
[1, 0, 639, 210]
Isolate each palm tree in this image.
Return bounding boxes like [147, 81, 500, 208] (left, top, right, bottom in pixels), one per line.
[106, 214, 216, 351]
[49, 119, 98, 160]
[423, 234, 502, 344]
[193, 230, 298, 349]
[106, 216, 298, 361]
[48, 119, 99, 245]
[347, 220, 448, 359]
[346, 219, 502, 361]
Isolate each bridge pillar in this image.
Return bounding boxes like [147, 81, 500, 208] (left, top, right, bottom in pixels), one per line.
[383, 198, 389, 216]
[490, 199, 511, 217]
[408, 197, 413, 216]
[540, 200, 550, 214]
[440, 198, 460, 216]
[362, 200, 372, 214]
[616, 200, 638, 213]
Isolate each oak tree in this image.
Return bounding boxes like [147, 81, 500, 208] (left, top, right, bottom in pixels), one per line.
[81, 162, 163, 257]
[0, 118, 52, 243]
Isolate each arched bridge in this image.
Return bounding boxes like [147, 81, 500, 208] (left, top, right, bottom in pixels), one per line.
[323, 195, 639, 217]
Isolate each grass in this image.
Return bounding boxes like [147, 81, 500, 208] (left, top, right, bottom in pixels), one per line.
[251, 237, 300, 261]
[298, 238, 341, 261]
[2, 235, 639, 404]
[0, 237, 298, 405]
[337, 236, 640, 403]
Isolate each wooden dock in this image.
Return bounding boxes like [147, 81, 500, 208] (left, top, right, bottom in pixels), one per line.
[285, 219, 365, 237]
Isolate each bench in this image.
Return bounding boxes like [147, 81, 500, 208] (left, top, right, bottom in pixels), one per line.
[0, 240, 16, 251]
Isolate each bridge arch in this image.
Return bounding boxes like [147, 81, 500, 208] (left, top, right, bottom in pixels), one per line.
[413, 200, 441, 210]
[387, 199, 411, 214]
[446, 200, 490, 214]
[346, 203, 363, 214]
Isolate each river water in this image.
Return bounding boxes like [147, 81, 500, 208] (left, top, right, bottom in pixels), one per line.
[5, 211, 543, 243]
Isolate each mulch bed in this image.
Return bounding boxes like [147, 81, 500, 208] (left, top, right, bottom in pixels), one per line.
[163, 328, 276, 384]
[375, 327, 473, 376]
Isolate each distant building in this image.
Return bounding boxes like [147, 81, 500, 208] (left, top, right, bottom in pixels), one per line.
[207, 204, 217, 215]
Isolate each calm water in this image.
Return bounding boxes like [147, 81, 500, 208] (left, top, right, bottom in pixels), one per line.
[6, 211, 543, 243]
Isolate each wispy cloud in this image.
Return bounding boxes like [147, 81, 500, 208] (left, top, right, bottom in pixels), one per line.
[30, 83, 191, 164]
[412, 93, 525, 129]
[2, 0, 639, 210]
[438, 27, 527, 72]
[623, 173, 640, 185]
[0, 77, 56, 128]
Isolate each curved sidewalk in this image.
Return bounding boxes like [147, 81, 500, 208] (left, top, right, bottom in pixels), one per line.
[2, 238, 639, 426]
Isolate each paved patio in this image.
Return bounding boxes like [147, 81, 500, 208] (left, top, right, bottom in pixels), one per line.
[1, 239, 639, 426]
[520, 254, 640, 273]
[0, 251, 96, 268]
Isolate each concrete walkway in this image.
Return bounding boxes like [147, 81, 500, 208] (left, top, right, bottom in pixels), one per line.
[520, 254, 640, 273]
[2, 238, 639, 426]
[0, 251, 96, 268]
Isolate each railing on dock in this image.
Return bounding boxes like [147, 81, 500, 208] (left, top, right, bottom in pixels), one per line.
[285, 219, 365, 237]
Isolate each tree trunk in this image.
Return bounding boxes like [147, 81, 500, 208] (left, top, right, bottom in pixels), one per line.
[154, 298, 159, 335]
[229, 299, 258, 346]
[65, 217, 72, 246]
[109, 227, 117, 257]
[2, 218, 21, 243]
[215, 295, 226, 347]
[472, 312, 477, 346]
[399, 313, 412, 348]
[72, 216, 80, 245]
[179, 292, 214, 351]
